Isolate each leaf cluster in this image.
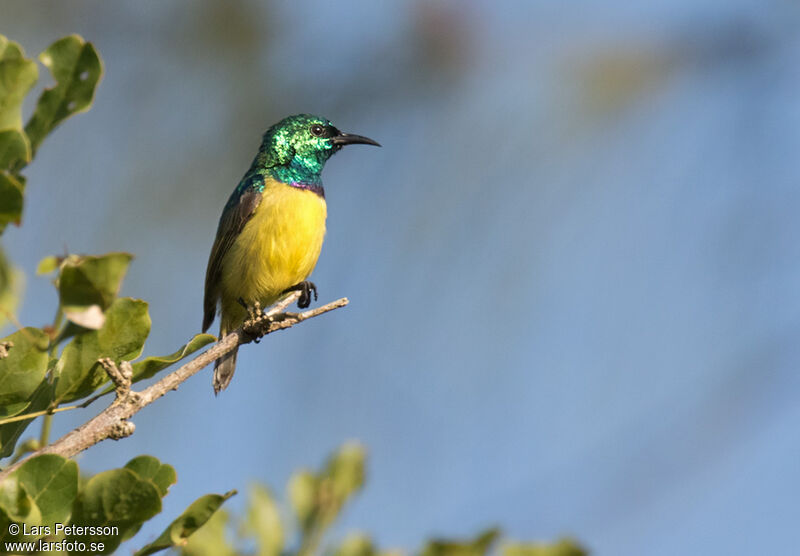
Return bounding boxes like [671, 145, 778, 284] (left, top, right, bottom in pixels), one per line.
[0, 251, 214, 459]
[0, 451, 233, 555]
[177, 443, 585, 556]
[0, 250, 221, 555]
[0, 34, 102, 235]
[0, 37, 220, 549]
[0, 30, 253, 555]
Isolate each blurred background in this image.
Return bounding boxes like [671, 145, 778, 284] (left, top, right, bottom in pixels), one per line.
[3, 0, 800, 554]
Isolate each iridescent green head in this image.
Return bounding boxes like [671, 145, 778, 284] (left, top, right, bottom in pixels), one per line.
[258, 114, 380, 187]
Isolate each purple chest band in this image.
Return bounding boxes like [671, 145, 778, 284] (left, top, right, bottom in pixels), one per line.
[288, 182, 325, 198]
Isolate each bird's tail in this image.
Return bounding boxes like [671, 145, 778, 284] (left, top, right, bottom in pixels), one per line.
[213, 320, 238, 394]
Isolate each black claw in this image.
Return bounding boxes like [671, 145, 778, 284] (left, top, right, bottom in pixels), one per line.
[283, 281, 318, 309]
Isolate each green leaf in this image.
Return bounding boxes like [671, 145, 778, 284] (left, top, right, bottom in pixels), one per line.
[325, 441, 366, 505]
[421, 529, 501, 556]
[0, 477, 41, 544]
[0, 35, 38, 130]
[502, 539, 587, 556]
[120, 456, 177, 545]
[14, 454, 79, 527]
[0, 474, 41, 524]
[287, 470, 317, 531]
[23, 35, 102, 159]
[0, 399, 30, 424]
[131, 333, 216, 383]
[243, 484, 283, 556]
[134, 490, 236, 556]
[36, 254, 60, 275]
[124, 456, 177, 497]
[0, 129, 30, 170]
[9, 438, 39, 462]
[67, 467, 162, 554]
[0, 172, 24, 234]
[0, 327, 49, 407]
[179, 507, 237, 556]
[54, 297, 150, 404]
[0, 36, 36, 232]
[0, 247, 23, 330]
[334, 533, 377, 556]
[288, 442, 367, 542]
[57, 252, 133, 329]
[0, 380, 53, 460]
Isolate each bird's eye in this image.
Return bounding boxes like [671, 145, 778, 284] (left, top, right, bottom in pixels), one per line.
[310, 124, 325, 137]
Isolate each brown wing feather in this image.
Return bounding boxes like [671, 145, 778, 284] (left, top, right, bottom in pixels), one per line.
[203, 189, 262, 332]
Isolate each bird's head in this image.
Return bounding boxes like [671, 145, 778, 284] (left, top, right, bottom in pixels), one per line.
[260, 114, 380, 186]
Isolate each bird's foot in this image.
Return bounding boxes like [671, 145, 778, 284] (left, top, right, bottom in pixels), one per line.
[282, 281, 318, 309]
[238, 298, 270, 343]
[238, 298, 264, 321]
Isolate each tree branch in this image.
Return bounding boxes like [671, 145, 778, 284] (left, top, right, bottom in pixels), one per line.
[0, 293, 348, 479]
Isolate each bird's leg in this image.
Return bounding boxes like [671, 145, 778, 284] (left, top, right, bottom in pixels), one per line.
[238, 298, 268, 343]
[282, 281, 318, 309]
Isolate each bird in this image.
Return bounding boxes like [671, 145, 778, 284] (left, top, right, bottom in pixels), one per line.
[203, 113, 380, 394]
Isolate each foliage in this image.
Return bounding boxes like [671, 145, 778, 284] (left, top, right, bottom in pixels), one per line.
[0, 452, 231, 555]
[0, 247, 22, 330]
[0, 248, 215, 456]
[0, 34, 100, 233]
[0, 32, 226, 553]
[173, 444, 585, 556]
[0, 32, 586, 554]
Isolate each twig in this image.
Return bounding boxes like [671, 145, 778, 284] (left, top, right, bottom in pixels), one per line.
[0, 293, 348, 479]
[40, 307, 64, 447]
[38, 414, 53, 448]
[0, 404, 84, 426]
[99, 358, 133, 397]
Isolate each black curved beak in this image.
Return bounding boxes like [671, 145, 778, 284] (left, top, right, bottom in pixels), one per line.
[331, 131, 381, 147]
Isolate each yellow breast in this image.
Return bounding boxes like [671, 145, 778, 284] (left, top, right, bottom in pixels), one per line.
[220, 179, 327, 324]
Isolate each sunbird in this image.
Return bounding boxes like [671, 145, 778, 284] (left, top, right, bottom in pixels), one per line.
[203, 114, 380, 393]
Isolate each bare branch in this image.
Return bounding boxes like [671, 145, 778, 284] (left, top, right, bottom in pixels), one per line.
[0, 293, 348, 480]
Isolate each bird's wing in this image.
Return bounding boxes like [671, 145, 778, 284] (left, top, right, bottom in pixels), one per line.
[203, 187, 262, 332]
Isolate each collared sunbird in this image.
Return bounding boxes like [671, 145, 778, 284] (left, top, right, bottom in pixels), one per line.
[203, 114, 379, 393]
